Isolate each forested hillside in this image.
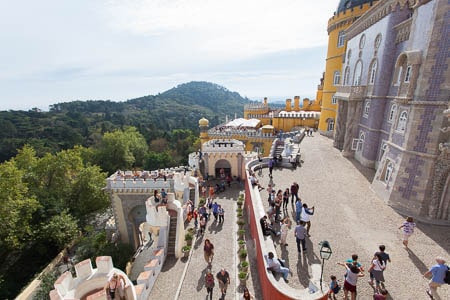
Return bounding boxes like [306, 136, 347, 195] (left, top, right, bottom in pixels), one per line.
[0, 81, 250, 165]
[0, 81, 251, 298]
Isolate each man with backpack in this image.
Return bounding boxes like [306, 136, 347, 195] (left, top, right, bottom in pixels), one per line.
[423, 256, 449, 299]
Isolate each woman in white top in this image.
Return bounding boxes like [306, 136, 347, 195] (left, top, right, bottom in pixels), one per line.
[279, 217, 291, 246]
[337, 262, 364, 300]
[300, 203, 314, 237]
[368, 253, 386, 292]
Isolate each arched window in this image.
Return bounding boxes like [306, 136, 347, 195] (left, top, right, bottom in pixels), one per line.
[379, 143, 387, 161]
[385, 161, 393, 182]
[363, 100, 371, 117]
[388, 104, 397, 122]
[357, 131, 365, 152]
[333, 71, 341, 86]
[397, 110, 408, 132]
[404, 65, 412, 82]
[337, 31, 345, 47]
[327, 119, 335, 131]
[369, 60, 377, 84]
[353, 61, 363, 86]
[395, 66, 403, 85]
[343, 66, 351, 86]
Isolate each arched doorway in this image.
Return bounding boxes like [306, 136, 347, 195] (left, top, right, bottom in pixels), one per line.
[215, 159, 231, 178]
[128, 205, 149, 249]
[438, 174, 450, 220]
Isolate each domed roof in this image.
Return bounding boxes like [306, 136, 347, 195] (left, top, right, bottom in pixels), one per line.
[336, 0, 374, 14]
[198, 117, 209, 126]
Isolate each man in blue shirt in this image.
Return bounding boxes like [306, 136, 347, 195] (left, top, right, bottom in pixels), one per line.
[423, 256, 447, 299]
[295, 198, 302, 222]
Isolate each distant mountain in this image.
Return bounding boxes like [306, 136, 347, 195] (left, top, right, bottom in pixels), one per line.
[0, 81, 251, 162]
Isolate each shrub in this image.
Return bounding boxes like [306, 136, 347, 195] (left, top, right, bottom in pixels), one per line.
[240, 260, 249, 268]
[182, 245, 191, 252]
[239, 249, 248, 259]
[237, 219, 245, 226]
[185, 232, 193, 241]
[238, 271, 248, 279]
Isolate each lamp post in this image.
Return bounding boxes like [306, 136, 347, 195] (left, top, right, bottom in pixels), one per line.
[319, 240, 332, 293]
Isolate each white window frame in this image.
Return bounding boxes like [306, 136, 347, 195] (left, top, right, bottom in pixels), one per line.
[384, 161, 394, 182]
[357, 131, 365, 152]
[331, 94, 338, 105]
[363, 100, 371, 118]
[388, 104, 397, 123]
[379, 142, 387, 161]
[333, 71, 341, 86]
[353, 61, 363, 86]
[337, 31, 345, 48]
[395, 66, 403, 86]
[343, 66, 351, 86]
[327, 119, 335, 131]
[396, 110, 408, 132]
[337, 30, 345, 48]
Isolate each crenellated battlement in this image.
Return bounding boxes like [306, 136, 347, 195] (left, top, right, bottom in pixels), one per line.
[49, 256, 136, 300]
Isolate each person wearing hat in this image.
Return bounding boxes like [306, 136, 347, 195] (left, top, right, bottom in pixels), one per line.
[423, 256, 448, 299]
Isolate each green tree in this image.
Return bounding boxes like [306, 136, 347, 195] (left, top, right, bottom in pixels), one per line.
[94, 127, 148, 173]
[39, 210, 79, 248]
[144, 151, 174, 170]
[0, 161, 40, 251]
[68, 165, 109, 225]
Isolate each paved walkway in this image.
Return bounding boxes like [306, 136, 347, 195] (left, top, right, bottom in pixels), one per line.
[258, 134, 450, 299]
[148, 185, 258, 300]
[148, 134, 449, 300]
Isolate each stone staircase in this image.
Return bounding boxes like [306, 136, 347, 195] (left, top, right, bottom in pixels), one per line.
[167, 216, 178, 256]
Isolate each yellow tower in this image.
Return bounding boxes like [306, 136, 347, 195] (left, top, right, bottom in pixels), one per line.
[199, 117, 209, 146]
[318, 0, 378, 136]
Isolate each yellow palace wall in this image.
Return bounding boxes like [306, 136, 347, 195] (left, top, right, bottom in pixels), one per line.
[318, 2, 376, 134]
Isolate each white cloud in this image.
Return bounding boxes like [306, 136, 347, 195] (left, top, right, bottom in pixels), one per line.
[104, 0, 336, 58]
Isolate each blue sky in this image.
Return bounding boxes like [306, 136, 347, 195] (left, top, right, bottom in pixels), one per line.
[0, 0, 338, 111]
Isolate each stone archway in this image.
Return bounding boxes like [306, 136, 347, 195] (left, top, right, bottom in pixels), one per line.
[215, 159, 232, 178]
[128, 204, 148, 249]
[438, 175, 450, 220]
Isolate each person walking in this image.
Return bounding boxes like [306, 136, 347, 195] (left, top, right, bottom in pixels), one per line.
[218, 205, 225, 224]
[423, 256, 448, 299]
[240, 287, 255, 300]
[216, 268, 230, 298]
[328, 275, 341, 300]
[398, 216, 416, 248]
[300, 203, 315, 237]
[204, 269, 215, 300]
[282, 188, 290, 210]
[295, 198, 302, 222]
[368, 253, 386, 293]
[268, 158, 274, 178]
[280, 217, 291, 247]
[274, 190, 283, 222]
[204, 239, 214, 267]
[337, 262, 364, 300]
[294, 221, 307, 253]
[212, 202, 219, 222]
[290, 182, 299, 202]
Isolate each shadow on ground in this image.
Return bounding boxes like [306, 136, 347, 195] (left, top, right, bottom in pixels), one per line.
[346, 157, 376, 182]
